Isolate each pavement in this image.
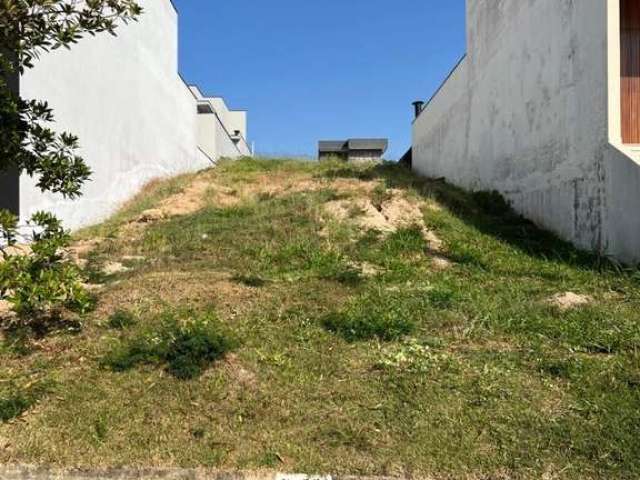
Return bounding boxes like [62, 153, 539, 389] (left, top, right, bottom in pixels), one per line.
[0, 467, 403, 480]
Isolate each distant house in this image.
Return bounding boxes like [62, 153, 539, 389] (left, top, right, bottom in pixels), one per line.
[318, 139, 388, 163]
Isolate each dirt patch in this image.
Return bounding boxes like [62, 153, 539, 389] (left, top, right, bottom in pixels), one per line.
[548, 292, 593, 311]
[348, 261, 385, 278]
[66, 238, 103, 268]
[0, 300, 13, 320]
[223, 353, 258, 389]
[431, 255, 454, 271]
[1, 244, 32, 259]
[323, 188, 443, 245]
[102, 261, 131, 276]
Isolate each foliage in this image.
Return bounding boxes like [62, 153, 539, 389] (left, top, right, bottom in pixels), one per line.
[0, 0, 142, 197]
[0, 0, 141, 320]
[0, 211, 93, 322]
[103, 311, 238, 380]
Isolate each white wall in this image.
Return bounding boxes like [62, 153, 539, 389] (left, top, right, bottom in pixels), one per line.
[190, 86, 251, 159]
[413, 0, 640, 264]
[17, 0, 250, 230]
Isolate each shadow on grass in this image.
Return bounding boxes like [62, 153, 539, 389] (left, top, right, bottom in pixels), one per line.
[0, 381, 51, 422]
[318, 162, 623, 272]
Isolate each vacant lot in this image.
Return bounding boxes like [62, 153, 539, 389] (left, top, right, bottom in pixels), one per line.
[1, 158, 639, 479]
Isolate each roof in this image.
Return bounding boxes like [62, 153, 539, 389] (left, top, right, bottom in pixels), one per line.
[318, 141, 348, 153]
[319, 138, 388, 153]
[348, 138, 388, 152]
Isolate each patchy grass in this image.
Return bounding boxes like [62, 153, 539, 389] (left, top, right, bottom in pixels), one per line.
[0, 157, 639, 479]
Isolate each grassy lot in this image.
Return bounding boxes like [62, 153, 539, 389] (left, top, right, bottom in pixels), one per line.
[1, 158, 639, 479]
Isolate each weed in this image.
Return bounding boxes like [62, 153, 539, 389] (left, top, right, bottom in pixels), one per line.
[381, 226, 427, 255]
[103, 310, 238, 380]
[232, 274, 267, 288]
[376, 338, 454, 374]
[93, 416, 108, 443]
[371, 184, 392, 210]
[0, 382, 49, 422]
[106, 310, 137, 330]
[425, 286, 457, 309]
[322, 289, 422, 341]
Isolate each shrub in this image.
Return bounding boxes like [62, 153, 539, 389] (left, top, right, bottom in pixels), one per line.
[103, 311, 238, 380]
[0, 211, 93, 324]
[322, 290, 419, 342]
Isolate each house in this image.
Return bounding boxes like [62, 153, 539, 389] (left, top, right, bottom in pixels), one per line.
[0, 0, 250, 230]
[318, 139, 388, 163]
[411, 0, 640, 264]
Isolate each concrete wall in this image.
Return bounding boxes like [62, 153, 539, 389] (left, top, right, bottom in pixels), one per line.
[190, 86, 251, 160]
[348, 151, 384, 163]
[16, 0, 250, 230]
[412, 0, 640, 264]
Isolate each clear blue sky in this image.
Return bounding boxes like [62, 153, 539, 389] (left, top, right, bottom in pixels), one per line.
[173, 0, 466, 159]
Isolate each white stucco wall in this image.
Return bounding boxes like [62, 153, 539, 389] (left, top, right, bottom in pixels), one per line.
[412, 0, 640, 264]
[17, 0, 250, 230]
[190, 86, 251, 160]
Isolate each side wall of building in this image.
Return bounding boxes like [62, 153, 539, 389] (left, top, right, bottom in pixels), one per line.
[18, 0, 210, 230]
[413, 0, 618, 258]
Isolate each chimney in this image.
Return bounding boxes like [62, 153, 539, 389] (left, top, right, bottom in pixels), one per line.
[412, 100, 425, 119]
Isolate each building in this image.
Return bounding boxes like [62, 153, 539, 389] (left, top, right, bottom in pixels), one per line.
[0, 0, 250, 230]
[412, 0, 640, 265]
[318, 139, 388, 163]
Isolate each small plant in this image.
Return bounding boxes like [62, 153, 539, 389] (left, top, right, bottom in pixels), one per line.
[376, 338, 452, 374]
[103, 310, 238, 380]
[93, 415, 109, 443]
[322, 289, 420, 341]
[371, 184, 393, 210]
[106, 310, 137, 330]
[0, 211, 93, 325]
[0, 381, 49, 422]
[425, 286, 457, 309]
[381, 225, 427, 255]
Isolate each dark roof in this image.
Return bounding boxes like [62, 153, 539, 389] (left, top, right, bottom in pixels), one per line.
[348, 138, 388, 152]
[319, 138, 388, 153]
[318, 140, 348, 153]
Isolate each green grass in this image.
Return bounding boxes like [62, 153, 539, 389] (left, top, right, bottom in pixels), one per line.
[103, 309, 238, 380]
[0, 158, 639, 479]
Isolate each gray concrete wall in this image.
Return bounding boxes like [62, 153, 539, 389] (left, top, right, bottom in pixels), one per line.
[412, 0, 640, 264]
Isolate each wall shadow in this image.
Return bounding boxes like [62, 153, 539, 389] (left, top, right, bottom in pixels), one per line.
[318, 162, 623, 272]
